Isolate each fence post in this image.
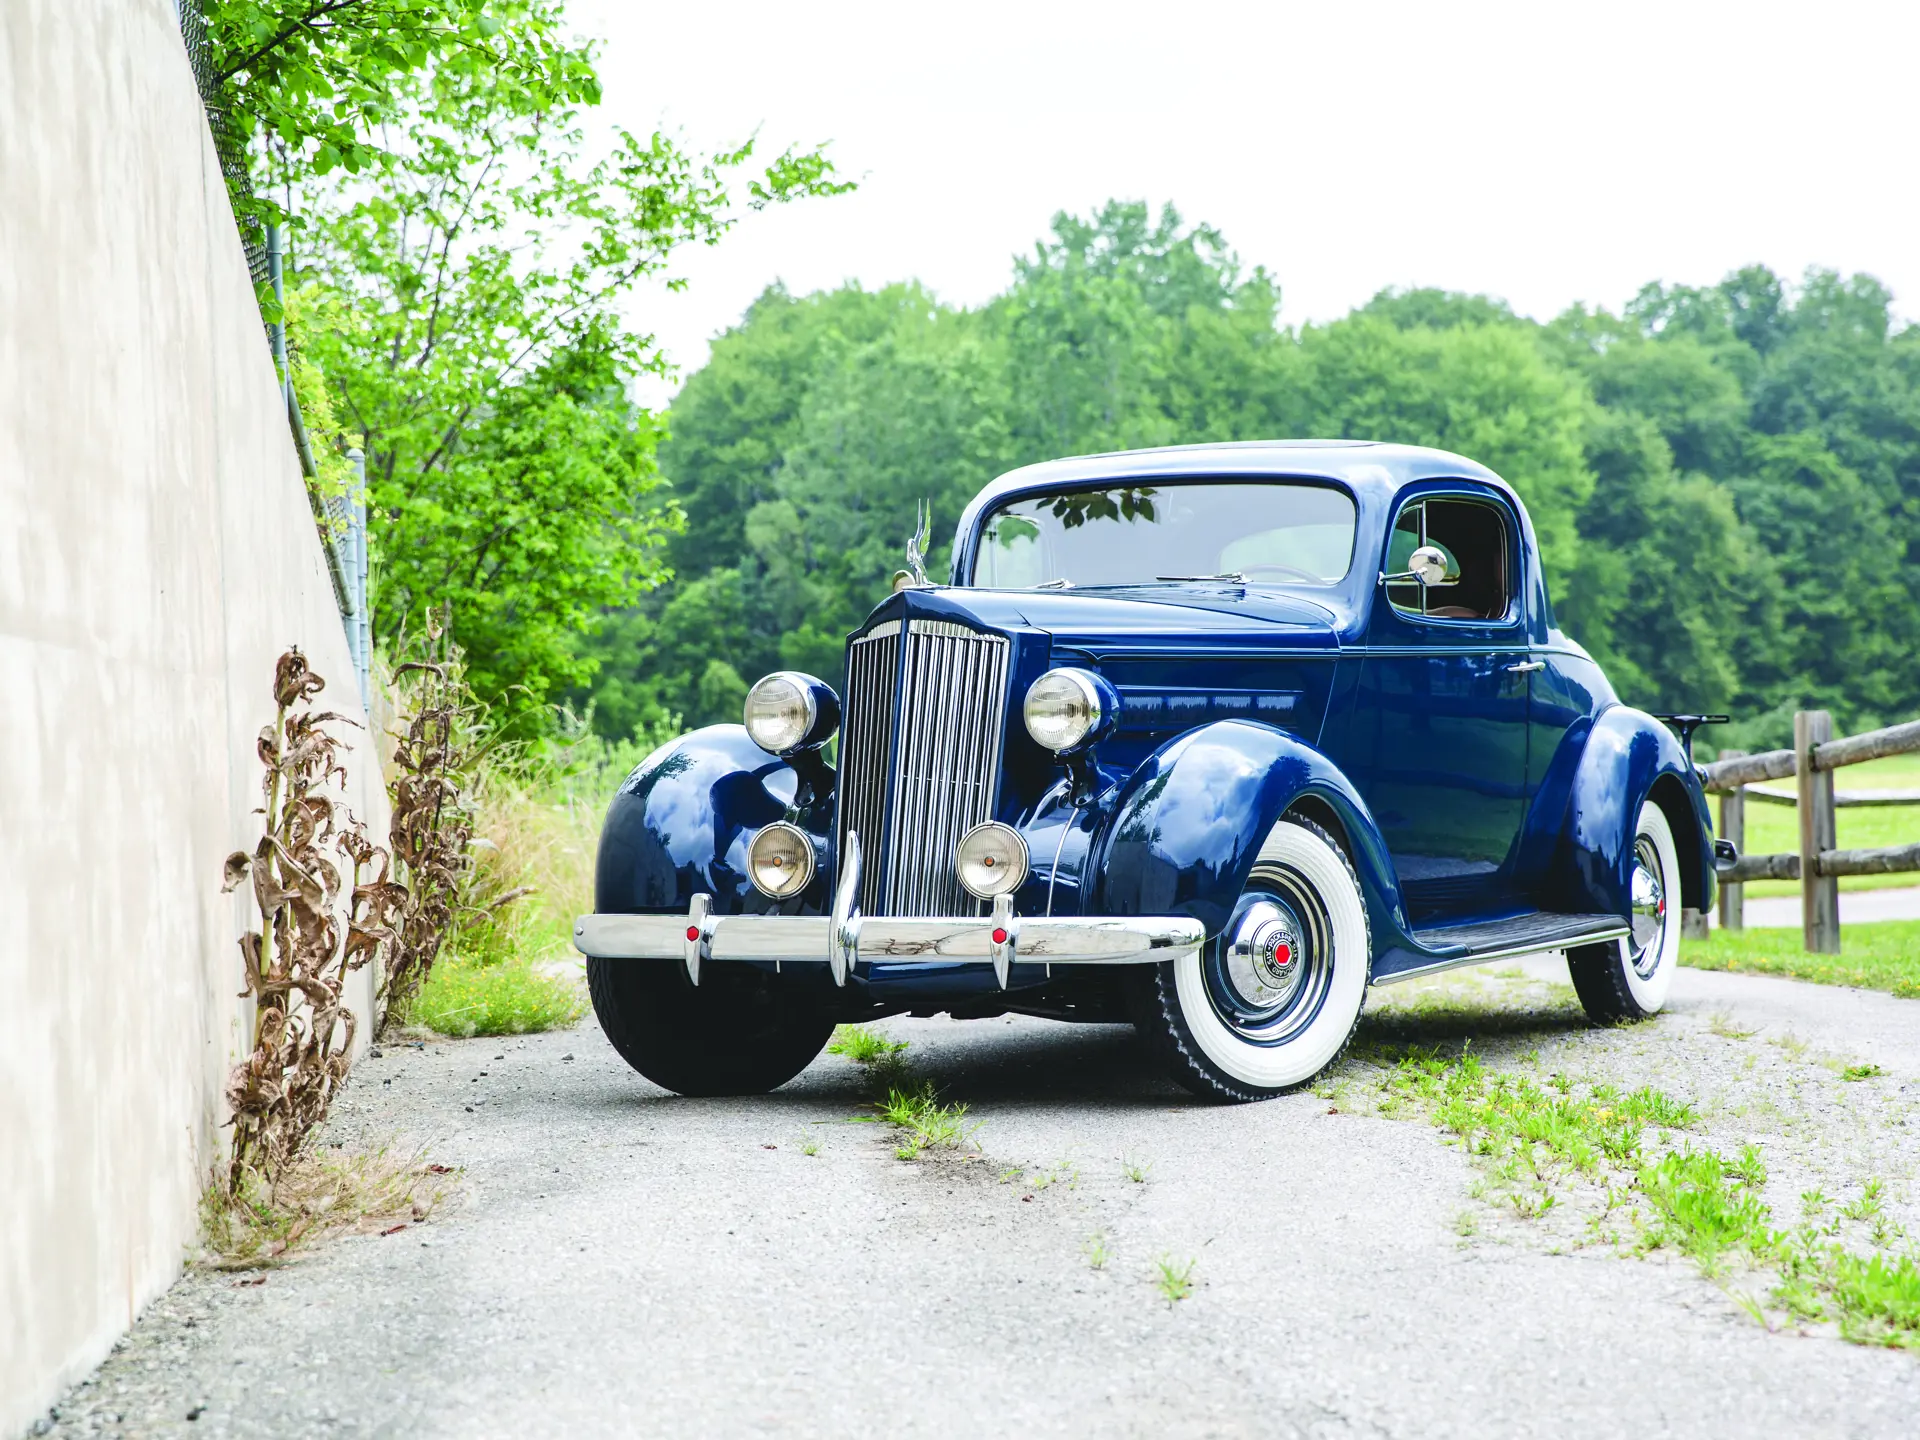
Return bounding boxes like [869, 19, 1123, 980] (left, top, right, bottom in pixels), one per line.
[1717, 749, 1746, 932]
[1795, 711, 1840, 953]
[347, 447, 371, 711]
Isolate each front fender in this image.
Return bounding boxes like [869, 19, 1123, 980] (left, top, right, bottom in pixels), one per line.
[593, 725, 833, 916]
[1087, 719, 1413, 956]
[1554, 705, 1715, 916]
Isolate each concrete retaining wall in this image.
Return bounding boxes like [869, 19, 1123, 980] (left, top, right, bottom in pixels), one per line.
[0, 2, 388, 1430]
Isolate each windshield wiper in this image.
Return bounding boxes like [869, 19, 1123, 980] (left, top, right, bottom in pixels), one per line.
[1154, 572, 1246, 583]
[1033, 577, 1074, 589]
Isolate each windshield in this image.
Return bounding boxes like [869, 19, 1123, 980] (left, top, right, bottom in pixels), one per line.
[971, 481, 1357, 588]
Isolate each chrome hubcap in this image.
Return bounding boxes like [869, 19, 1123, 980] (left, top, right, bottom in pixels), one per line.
[1628, 837, 1667, 979]
[1225, 901, 1304, 1011]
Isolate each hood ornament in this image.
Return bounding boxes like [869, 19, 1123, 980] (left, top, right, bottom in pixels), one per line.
[891, 500, 933, 592]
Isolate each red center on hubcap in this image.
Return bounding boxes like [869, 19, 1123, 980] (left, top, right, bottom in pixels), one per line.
[1274, 943, 1292, 966]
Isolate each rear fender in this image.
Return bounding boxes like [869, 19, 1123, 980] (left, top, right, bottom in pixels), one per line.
[1552, 705, 1715, 916]
[1087, 719, 1415, 957]
[593, 725, 833, 916]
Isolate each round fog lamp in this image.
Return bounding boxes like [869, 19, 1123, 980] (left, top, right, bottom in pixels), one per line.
[1023, 668, 1104, 753]
[955, 822, 1029, 900]
[743, 672, 816, 754]
[748, 822, 816, 899]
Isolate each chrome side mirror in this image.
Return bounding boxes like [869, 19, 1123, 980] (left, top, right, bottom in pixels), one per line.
[1383, 544, 1450, 587]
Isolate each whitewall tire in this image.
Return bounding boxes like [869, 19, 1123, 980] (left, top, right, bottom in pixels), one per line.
[1133, 816, 1371, 1102]
[1567, 800, 1681, 1022]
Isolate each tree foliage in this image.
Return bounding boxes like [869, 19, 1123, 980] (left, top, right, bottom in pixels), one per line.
[207, 3, 852, 726]
[203, 0, 598, 198]
[587, 202, 1920, 752]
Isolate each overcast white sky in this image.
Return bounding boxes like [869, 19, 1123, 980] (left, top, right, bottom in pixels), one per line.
[571, 0, 1920, 405]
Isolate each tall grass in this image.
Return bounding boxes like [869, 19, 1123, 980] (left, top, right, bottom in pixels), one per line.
[405, 717, 677, 1038]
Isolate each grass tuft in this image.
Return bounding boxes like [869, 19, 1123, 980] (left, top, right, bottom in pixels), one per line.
[1152, 1255, 1196, 1305]
[408, 955, 586, 1037]
[201, 1142, 453, 1267]
[829, 1024, 914, 1089]
[1638, 1147, 1776, 1273]
[873, 1081, 977, 1159]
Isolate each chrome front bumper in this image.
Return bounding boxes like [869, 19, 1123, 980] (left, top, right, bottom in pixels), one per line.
[573, 830, 1205, 989]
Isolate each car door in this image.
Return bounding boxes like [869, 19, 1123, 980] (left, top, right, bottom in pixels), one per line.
[1354, 492, 1533, 926]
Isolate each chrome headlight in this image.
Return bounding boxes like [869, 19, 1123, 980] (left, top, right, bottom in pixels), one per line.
[747, 822, 816, 899]
[1022, 667, 1112, 754]
[955, 822, 1028, 900]
[743, 671, 837, 755]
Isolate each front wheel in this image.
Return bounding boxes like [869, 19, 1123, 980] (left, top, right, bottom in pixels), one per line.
[1131, 816, 1372, 1103]
[587, 958, 836, 1096]
[1567, 800, 1681, 1022]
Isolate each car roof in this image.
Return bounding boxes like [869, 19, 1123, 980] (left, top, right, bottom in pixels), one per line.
[965, 440, 1509, 516]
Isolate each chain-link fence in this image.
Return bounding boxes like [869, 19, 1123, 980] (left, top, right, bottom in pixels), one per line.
[172, 2, 269, 289]
[172, 2, 372, 708]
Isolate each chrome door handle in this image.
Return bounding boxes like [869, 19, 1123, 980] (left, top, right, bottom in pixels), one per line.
[1506, 660, 1544, 673]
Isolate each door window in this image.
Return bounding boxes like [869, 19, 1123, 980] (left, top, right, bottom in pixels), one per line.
[1385, 498, 1513, 622]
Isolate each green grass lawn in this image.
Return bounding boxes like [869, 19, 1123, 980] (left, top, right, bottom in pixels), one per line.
[1725, 754, 1920, 898]
[1682, 920, 1920, 999]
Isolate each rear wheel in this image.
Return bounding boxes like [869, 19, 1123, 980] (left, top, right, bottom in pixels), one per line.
[1131, 816, 1371, 1103]
[1568, 801, 1681, 1023]
[587, 958, 835, 1096]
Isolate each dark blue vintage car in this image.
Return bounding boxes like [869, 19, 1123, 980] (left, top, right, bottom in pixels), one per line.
[575, 441, 1727, 1102]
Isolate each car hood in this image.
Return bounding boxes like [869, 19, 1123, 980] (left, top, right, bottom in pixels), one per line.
[867, 585, 1344, 653]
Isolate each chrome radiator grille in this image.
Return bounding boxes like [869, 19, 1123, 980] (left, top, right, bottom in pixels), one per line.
[837, 618, 1011, 917]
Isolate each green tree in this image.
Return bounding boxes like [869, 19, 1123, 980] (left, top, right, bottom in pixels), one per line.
[287, 53, 848, 722]
[583, 209, 1920, 746]
[203, 1, 598, 206]
[1294, 315, 1595, 582]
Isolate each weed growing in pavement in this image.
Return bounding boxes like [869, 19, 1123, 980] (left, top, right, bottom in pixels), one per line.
[830, 1023, 908, 1065]
[1708, 1011, 1759, 1040]
[1841, 1064, 1886, 1082]
[1026, 1161, 1077, 1191]
[1367, 1042, 1920, 1350]
[1122, 1154, 1151, 1184]
[799, 1130, 821, 1157]
[1841, 1180, 1886, 1225]
[1770, 1031, 1811, 1061]
[1084, 1233, 1111, 1270]
[872, 1082, 978, 1160]
[829, 1024, 914, 1090]
[1152, 1255, 1196, 1305]
[200, 1142, 453, 1268]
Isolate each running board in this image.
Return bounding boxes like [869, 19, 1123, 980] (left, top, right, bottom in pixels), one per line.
[1375, 912, 1629, 986]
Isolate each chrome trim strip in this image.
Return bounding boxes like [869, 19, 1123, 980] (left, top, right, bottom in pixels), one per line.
[573, 909, 1204, 966]
[1369, 923, 1630, 985]
[840, 625, 900, 916]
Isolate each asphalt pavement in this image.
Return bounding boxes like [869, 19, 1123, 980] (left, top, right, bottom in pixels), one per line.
[1733, 884, 1920, 929]
[34, 964, 1920, 1439]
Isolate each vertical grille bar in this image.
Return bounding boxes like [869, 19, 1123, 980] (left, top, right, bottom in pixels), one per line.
[838, 621, 899, 916]
[838, 616, 1011, 919]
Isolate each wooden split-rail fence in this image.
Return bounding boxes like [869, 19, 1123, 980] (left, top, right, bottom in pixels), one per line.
[1699, 711, 1920, 953]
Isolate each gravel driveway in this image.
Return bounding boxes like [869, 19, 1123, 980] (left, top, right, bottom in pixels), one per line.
[35, 963, 1920, 1439]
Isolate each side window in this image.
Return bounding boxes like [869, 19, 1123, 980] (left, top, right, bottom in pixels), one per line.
[1385, 498, 1513, 622]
